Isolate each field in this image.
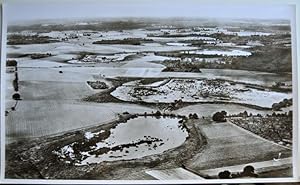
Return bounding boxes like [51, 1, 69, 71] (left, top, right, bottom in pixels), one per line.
[185, 120, 291, 171]
[6, 101, 154, 143]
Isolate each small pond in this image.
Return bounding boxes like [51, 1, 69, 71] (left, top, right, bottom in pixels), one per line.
[54, 116, 188, 165]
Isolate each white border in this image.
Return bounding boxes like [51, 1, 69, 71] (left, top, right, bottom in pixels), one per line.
[292, 0, 300, 181]
[0, 2, 6, 183]
[1, 0, 300, 184]
[1, 178, 300, 184]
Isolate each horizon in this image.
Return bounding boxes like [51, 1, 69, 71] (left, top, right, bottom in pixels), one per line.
[8, 17, 291, 27]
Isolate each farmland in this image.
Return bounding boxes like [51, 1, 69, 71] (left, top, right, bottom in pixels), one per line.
[5, 17, 293, 180]
[185, 120, 291, 171]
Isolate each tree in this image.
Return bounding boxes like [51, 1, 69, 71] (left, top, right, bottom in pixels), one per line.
[212, 112, 226, 122]
[12, 93, 21, 100]
[288, 111, 292, 118]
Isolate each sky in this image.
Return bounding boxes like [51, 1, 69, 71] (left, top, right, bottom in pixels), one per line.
[6, 0, 295, 24]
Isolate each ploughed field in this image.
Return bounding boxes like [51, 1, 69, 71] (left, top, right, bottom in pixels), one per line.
[5, 19, 293, 179]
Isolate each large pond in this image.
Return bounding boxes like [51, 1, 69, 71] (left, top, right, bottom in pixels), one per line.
[111, 79, 292, 108]
[54, 116, 188, 165]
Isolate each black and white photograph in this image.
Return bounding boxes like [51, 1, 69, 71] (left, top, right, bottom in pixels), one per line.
[1, 0, 300, 183]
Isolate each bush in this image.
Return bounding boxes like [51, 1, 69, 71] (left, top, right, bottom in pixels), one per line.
[188, 113, 199, 119]
[212, 112, 226, 122]
[30, 53, 52, 59]
[87, 81, 108, 89]
[154, 111, 162, 116]
[6, 60, 17, 67]
[272, 98, 293, 111]
[221, 111, 227, 116]
[12, 73, 19, 91]
[12, 79, 19, 91]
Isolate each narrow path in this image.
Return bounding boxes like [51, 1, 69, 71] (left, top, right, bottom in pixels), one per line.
[146, 168, 205, 180]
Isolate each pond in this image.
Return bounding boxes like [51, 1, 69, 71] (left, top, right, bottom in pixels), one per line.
[166, 42, 191, 46]
[54, 116, 188, 165]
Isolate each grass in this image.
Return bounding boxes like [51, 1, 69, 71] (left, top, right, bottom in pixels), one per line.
[6, 100, 154, 141]
[18, 68, 91, 83]
[20, 81, 93, 100]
